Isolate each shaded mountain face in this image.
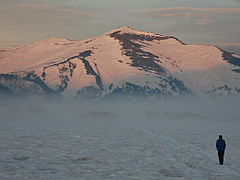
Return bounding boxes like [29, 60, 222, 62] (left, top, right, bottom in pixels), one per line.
[0, 26, 240, 100]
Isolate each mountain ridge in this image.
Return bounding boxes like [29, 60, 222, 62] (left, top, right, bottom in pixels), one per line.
[0, 26, 240, 100]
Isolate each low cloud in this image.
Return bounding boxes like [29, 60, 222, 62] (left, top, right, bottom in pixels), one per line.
[133, 7, 240, 15]
[217, 43, 240, 47]
[0, 12, 6, 16]
[90, 19, 98, 24]
[196, 19, 215, 26]
[215, 43, 240, 55]
[133, 7, 240, 25]
[15, 3, 95, 17]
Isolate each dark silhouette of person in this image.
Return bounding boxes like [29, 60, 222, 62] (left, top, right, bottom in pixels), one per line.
[216, 135, 226, 165]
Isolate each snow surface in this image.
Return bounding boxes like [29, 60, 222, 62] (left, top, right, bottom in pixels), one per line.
[0, 127, 239, 180]
[0, 98, 240, 180]
[139, 39, 240, 95]
[233, 54, 240, 58]
[0, 26, 227, 75]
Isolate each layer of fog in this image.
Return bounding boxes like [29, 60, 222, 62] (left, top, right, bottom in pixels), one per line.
[0, 96, 240, 134]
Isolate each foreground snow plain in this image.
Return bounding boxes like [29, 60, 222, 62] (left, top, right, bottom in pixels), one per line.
[0, 97, 240, 180]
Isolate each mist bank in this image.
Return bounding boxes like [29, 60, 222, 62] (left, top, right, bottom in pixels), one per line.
[0, 95, 239, 134]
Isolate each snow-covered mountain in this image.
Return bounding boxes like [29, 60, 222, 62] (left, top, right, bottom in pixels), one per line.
[0, 26, 240, 100]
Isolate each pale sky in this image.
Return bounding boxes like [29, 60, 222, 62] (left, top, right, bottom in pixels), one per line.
[1, 0, 240, 51]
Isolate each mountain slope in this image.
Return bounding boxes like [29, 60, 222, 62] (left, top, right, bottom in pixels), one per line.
[0, 26, 240, 99]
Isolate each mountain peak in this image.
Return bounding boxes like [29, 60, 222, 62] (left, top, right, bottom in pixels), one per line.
[106, 26, 162, 37]
[119, 26, 134, 30]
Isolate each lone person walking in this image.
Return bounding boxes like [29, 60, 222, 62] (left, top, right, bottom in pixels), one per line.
[216, 135, 226, 165]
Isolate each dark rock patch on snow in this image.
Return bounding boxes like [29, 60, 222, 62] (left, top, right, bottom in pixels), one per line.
[110, 32, 166, 75]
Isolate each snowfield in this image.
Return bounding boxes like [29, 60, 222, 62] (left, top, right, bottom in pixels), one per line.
[0, 97, 240, 180]
[0, 128, 239, 180]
